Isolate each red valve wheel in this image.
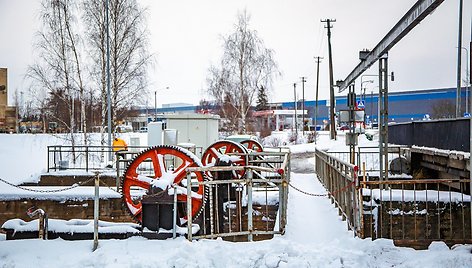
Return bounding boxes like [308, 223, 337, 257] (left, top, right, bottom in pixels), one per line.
[240, 139, 264, 152]
[121, 145, 206, 223]
[201, 140, 248, 179]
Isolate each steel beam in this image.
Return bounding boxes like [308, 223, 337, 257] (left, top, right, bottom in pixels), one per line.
[379, 56, 389, 182]
[339, 0, 445, 91]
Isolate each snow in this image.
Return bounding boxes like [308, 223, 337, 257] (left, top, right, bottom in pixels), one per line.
[2, 219, 140, 234]
[0, 185, 121, 201]
[0, 132, 471, 267]
[218, 154, 243, 163]
[363, 188, 472, 203]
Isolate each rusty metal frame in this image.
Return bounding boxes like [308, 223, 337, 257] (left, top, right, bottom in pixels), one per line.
[184, 150, 290, 241]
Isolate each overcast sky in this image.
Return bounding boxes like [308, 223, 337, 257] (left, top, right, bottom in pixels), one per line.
[1, 0, 471, 107]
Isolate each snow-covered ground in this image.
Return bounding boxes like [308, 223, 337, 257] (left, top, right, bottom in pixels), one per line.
[0, 132, 471, 267]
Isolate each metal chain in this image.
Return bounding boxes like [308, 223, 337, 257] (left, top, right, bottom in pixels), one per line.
[0, 176, 97, 193]
[288, 181, 329, 197]
[97, 179, 121, 194]
[288, 179, 357, 197]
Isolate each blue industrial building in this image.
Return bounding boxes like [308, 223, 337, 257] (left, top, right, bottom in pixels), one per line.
[145, 87, 468, 124]
[276, 87, 468, 123]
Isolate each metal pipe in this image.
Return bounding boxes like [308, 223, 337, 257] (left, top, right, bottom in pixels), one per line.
[27, 207, 47, 239]
[173, 184, 177, 239]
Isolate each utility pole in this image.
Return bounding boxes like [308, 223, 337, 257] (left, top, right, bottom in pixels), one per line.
[456, 0, 463, 117]
[322, 18, 336, 140]
[469, 1, 472, 234]
[293, 83, 298, 142]
[314, 57, 323, 144]
[300, 77, 307, 135]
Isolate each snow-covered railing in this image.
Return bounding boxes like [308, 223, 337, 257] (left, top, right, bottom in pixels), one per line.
[316, 146, 472, 247]
[184, 150, 290, 242]
[361, 178, 472, 247]
[314, 148, 361, 236]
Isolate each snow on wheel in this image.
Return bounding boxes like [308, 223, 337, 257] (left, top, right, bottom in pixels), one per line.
[201, 140, 248, 179]
[122, 145, 205, 223]
[240, 139, 263, 152]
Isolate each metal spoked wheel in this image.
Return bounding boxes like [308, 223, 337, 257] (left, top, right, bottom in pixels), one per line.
[121, 145, 206, 223]
[240, 139, 264, 152]
[201, 140, 248, 179]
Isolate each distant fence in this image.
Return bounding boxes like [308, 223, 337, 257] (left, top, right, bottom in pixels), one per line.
[47, 145, 204, 174]
[47, 145, 148, 172]
[388, 118, 470, 151]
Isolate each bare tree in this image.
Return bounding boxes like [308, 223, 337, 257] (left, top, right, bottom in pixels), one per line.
[83, 0, 152, 142]
[207, 10, 279, 133]
[27, 0, 86, 153]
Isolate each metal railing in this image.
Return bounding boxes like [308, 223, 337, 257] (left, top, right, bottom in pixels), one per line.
[315, 148, 472, 247]
[47, 145, 146, 172]
[315, 148, 361, 235]
[184, 150, 290, 241]
[47, 145, 204, 174]
[361, 179, 472, 247]
[327, 145, 406, 174]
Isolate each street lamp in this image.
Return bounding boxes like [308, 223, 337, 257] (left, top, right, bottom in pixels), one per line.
[154, 86, 170, 121]
[360, 80, 374, 102]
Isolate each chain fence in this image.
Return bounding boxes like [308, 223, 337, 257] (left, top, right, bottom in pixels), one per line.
[0, 176, 97, 193]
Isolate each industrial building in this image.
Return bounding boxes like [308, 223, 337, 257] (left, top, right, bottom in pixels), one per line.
[132, 87, 468, 131]
[0, 68, 18, 133]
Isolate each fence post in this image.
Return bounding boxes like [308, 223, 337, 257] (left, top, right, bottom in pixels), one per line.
[247, 168, 253, 242]
[47, 146, 50, 173]
[85, 146, 89, 172]
[93, 172, 100, 251]
[186, 171, 193, 241]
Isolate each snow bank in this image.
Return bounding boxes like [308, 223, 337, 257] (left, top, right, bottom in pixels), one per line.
[363, 188, 471, 203]
[2, 219, 140, 234]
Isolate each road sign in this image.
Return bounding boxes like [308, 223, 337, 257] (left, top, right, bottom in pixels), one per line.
[357, 100, 365, 109]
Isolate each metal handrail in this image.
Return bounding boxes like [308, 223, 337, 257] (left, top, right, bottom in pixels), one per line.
[315, 148, 361, 236]
[184, 150, 290, 241]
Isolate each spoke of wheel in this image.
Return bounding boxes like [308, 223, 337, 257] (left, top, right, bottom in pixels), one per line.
[209, 148, 221, 160]
[132, 207, 142, 217]
[173, 160, 192, 183]
[126, 175, 151, 189]
[150, 150, 163, 178]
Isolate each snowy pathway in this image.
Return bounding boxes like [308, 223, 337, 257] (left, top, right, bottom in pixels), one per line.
[285, 173, 353, 243]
